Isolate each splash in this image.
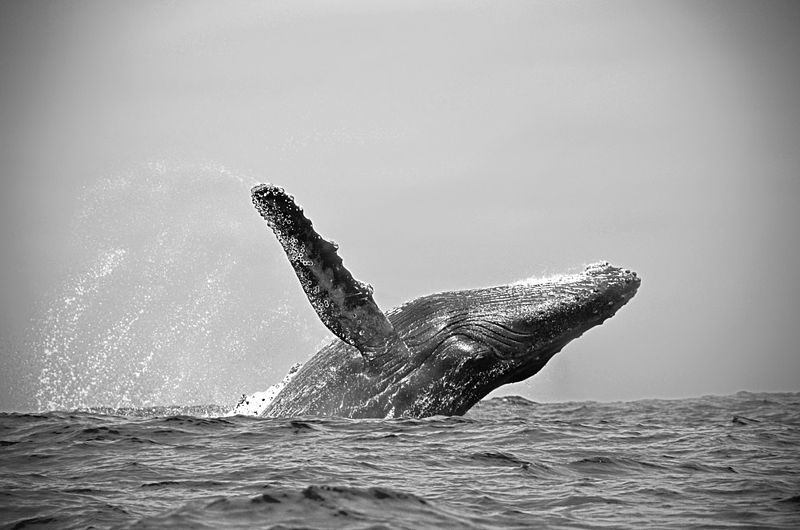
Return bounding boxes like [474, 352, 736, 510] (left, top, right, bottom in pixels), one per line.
[30, 162, 324, 412]
[226, 362, 303, 416]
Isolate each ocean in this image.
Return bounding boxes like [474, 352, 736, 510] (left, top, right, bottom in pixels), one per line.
[1, 392, 798, 529]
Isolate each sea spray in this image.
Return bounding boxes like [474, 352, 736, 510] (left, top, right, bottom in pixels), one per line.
[28, 162, 326, 412]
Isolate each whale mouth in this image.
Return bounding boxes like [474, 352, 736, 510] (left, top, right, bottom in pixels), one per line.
[474, 262, 640, 363]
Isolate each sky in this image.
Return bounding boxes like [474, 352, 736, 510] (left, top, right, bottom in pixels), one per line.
[1, 1, 798, 411]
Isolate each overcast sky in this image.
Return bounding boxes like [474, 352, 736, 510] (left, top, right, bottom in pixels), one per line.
[1, 1, 798, 411]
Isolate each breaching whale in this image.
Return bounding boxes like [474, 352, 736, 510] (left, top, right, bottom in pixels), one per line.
[244, 184, 640, 419]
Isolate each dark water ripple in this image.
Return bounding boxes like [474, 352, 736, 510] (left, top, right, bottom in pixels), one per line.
[1, 392, 799, 529]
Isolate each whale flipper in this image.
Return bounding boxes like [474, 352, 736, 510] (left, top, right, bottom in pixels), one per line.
[252, 184, 409, 368]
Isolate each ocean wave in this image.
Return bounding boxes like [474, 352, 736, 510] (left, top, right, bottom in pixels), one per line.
[124, 485, 478, 530]
[2, 393, 799, 529]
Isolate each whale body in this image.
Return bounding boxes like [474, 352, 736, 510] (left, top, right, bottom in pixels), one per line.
[246, 184, 640, 418]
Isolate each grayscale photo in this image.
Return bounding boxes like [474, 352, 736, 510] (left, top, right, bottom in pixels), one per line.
[1, 1, 798, 528]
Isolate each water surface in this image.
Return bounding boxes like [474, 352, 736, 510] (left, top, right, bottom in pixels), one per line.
[2, 392, 799, 529]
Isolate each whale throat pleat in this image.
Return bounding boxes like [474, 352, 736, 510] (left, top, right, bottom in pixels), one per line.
[251, 184, 409, 366]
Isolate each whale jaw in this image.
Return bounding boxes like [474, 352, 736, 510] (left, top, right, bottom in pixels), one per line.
[493, 262, 640, 386]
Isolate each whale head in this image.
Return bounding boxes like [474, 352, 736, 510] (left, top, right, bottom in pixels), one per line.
[386, 262, 640, 416]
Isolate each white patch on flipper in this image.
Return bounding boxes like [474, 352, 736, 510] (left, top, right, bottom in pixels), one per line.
[226, 362, 303, 416]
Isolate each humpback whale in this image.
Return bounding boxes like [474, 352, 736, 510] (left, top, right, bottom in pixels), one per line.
[246, 184, 640, 419]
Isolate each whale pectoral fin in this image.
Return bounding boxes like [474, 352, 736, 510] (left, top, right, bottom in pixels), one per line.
[252, 184, 409, 368]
